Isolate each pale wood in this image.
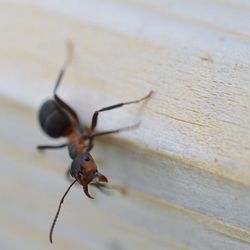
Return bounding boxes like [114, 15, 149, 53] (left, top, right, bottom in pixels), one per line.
[1, 97, 250, 249]
[0, 0, 250, 249]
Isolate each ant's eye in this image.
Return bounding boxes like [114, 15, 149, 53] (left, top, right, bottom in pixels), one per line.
[85, 156, 90, 161]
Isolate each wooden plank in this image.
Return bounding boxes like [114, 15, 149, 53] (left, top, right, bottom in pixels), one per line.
[0, 0, 250, 249]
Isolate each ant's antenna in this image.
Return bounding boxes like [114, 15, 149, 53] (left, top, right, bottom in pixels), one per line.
[49, 178, 78, 243]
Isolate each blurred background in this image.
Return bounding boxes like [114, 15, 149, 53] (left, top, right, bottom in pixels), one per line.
[0, 1, 250, 249]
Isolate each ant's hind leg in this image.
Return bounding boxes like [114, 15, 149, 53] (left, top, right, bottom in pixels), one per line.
[53, 42, 73, 95]
[53, 42, 80, 124]
[90, 91, 153, 132]
[54, 94, 80, 125]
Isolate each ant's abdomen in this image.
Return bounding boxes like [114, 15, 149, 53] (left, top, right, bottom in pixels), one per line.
[39, 99, 72, 138]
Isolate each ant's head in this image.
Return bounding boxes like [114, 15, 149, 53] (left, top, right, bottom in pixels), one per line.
[70, 153, 108, 198]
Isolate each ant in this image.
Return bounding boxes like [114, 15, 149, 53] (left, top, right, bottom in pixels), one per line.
[37, 43, 152, 243]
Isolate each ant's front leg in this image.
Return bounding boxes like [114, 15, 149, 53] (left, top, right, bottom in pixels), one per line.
[65, 167, 110, 195]
[91, 182, 127, 196]
[65, 164, 126, 195]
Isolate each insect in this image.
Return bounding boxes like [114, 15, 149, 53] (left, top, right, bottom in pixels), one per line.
[37, 43, 152, 243]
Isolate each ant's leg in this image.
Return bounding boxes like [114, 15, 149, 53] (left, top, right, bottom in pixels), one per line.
[65, 169, 111, 195]
[91, 182, 127, 196]
[54, 95, 80, 125]
[65, 169, 112, 195]
[37, 143, 68, 150]
[53, 42, 80, 124]
[86, 122, 140, 152]
[53, 42, 73, 96]
[90, 122, 140, 138]
[90, 183, 111, 195]
[90, 91, 153, 131]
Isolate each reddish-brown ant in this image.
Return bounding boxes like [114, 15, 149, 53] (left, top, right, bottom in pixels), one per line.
[37, 43, 152, 243]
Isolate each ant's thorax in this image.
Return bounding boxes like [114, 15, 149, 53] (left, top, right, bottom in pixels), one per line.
[66, 129, 87, 159]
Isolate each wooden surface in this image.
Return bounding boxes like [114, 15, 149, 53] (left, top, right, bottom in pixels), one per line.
[0, 1, 250, 249]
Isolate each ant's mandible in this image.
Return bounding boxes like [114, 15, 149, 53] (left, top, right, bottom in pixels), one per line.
[37, 43, 152, 243]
